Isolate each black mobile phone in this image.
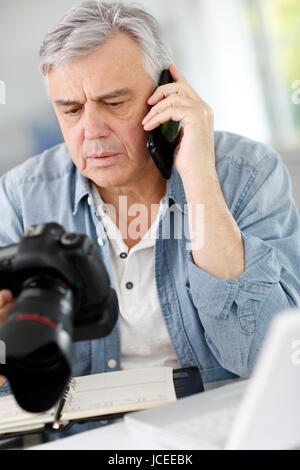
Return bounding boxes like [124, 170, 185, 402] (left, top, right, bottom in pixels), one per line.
[146, 69, 180, 180]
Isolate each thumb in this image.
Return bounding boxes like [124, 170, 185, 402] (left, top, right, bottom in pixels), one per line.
[0, 290, 13, 308]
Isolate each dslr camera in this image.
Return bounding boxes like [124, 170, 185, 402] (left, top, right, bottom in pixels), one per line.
[0, 223, 118, 412]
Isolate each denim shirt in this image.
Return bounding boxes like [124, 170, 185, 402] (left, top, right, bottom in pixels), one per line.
[1, 130, 300, 398]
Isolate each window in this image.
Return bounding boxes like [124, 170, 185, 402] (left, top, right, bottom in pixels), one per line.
[246, 0, 300, 149]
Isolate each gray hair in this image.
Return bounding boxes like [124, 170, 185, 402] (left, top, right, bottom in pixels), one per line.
[39, 1, 174, 86]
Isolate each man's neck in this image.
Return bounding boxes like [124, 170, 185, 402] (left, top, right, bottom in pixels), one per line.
[96, 174, 166, 209]
[94, 173, 167, 249]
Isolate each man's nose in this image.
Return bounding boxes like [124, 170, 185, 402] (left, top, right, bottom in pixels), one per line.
[83, 104, 110, 140]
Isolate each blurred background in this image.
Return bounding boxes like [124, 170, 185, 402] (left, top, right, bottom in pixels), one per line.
[0, 0, 299, 207]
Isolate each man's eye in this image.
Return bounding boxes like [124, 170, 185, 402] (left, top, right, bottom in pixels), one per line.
[65, 107, 81, 115]
[106, 102, 123, 108]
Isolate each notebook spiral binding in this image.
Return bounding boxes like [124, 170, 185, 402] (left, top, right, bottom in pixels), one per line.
[65, 377, 76, 407]
[52, 377, 76, 430]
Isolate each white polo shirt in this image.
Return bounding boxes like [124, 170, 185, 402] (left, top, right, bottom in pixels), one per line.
[91, 184, 180, 370]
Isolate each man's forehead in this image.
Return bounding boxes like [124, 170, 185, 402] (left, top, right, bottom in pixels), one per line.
[48, 33, 153, 104]
[50, 33, 145, 79]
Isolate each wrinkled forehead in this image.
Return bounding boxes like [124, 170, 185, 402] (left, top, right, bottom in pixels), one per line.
[47, 32, 153, 100]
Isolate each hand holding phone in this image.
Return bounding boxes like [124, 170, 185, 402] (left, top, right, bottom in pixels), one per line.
[146, 69, 180, 180]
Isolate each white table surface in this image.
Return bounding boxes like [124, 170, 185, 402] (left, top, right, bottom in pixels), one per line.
[32, 420, 164, 450]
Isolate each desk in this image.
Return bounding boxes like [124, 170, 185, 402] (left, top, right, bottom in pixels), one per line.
[9, 376, 300, 450]
[32, 420, 165, 450]
[0, 379, 239, 450]
[21, 420, 300, 451]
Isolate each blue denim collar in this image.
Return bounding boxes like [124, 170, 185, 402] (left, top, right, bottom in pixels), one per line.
[166, 166, 188, 213]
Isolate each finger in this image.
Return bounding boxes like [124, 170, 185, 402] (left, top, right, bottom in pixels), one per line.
[143, 94, 192, 126]
[169, 64, 210, 107]
[143, 106, 192, 131]
[0, 290, 13, 308]
[168, 64, 188, 83]
[147, 82, 191, 106]
[0, 301, 14, 323]
[0, 376, 7, 387]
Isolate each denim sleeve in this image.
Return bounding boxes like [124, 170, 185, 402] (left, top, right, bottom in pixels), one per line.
[0, 173, 24, 246]
[186, 152, 300, 378]
[0, 380, 11, 396]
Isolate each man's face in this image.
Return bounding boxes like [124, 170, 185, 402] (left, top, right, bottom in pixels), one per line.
[48, 33, 155, 188]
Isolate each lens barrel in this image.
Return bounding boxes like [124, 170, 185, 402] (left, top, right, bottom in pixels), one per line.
[0, 275, 74, 412]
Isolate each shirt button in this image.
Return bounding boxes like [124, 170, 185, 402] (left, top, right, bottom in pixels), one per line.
[125, 282, 134, 290]
[120, 252, 128, 259]
[87, 197, 92, 206]
[108, 359, 117, 369]
[97, 237, 104, 246]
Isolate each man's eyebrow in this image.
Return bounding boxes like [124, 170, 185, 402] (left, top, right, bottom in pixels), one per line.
[54, 88, 133, 107]
[93, 88, 133, 101]
[54, 98, 83, 107]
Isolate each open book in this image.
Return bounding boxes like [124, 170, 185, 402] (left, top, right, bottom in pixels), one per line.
[0, 367, 176, 437]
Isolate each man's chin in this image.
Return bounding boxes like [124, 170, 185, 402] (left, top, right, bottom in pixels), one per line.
[86, 168, 131, 189]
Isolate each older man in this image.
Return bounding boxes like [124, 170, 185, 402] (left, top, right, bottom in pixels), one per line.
[0, 0, 300, 398]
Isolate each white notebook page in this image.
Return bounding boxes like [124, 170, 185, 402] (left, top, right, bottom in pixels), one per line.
[62, 367, 176, 419]
[0, 394, 55, 430]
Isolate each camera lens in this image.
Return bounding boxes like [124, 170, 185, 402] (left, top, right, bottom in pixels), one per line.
[0, 275, 74, 412]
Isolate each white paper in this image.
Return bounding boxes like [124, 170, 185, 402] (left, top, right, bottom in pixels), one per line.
[62, 367, 176, 419]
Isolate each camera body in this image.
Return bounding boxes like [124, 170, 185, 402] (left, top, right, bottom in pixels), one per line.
[0, 223, 118, 412]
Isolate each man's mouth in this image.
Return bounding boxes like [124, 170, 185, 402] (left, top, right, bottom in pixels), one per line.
[87, 152, 119, 158]
[85, 153, 121, 167]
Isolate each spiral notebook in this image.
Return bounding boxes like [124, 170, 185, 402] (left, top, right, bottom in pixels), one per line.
[0, 367, 179, 437]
